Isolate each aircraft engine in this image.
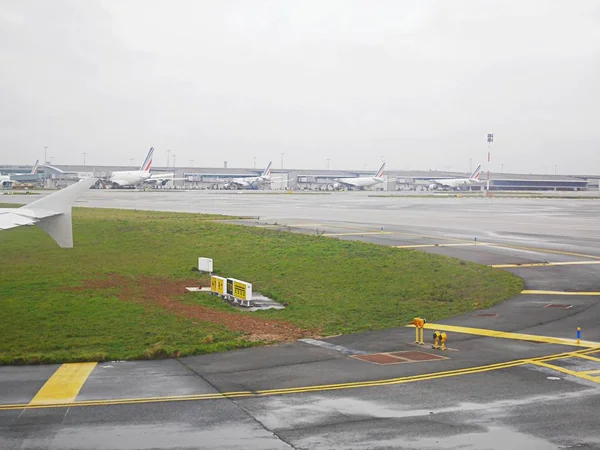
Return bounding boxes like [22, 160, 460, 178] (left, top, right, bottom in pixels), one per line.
[428, 183, 439, 191]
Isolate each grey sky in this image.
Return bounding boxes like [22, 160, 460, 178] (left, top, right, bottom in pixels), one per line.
[1, 1, 599, 174]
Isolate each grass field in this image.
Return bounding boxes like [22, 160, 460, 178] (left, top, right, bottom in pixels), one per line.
[0, 206, 523, 364]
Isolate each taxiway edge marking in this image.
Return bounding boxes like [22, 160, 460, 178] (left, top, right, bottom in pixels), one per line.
[411, 323, 600, 347]
[530, 360, 600, 384]
[29, 362, 97, 406]
[490, 261, 600, 269]
[2, 349, 597, 412]
[521, 290, 600, 296]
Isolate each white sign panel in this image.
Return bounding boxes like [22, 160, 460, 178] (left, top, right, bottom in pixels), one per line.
[198, 257, 213, 272]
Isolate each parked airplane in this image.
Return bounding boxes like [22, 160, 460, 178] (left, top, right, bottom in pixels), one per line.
[428, 165, 482, 190]
[102, 147, 155, 188]
[0, 177, 97, 247]
[222, 162, 274, 189]
[1, 160, 40, 188]
[102, 148, 187, 188]
[333, 162, 386, 190]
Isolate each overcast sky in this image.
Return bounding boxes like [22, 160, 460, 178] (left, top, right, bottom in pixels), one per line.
[1, 1, 599, 174]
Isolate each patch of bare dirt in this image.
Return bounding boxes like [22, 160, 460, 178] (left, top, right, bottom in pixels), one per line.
[67, 274, 317, 343]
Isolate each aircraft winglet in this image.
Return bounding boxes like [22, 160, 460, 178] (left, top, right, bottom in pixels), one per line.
[0, 177, 98, 248]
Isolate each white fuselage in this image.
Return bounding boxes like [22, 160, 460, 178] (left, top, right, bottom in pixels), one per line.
[430, 178, 478, 189]
[226, 176, 269, 189]
[336, 176, 384, 189]
[108, 170, 151, 187]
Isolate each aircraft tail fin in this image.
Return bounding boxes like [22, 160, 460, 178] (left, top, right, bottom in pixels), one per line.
[24, 177, 98, 248]
[30, 159, 39, 174]
[139, 147, 154, 172]
[470, 164, 482, 180]
[262, 161, 273, 177]
[375, 162, 386, 178]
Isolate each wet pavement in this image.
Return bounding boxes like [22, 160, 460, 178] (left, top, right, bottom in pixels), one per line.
[1, 190, 599, 449]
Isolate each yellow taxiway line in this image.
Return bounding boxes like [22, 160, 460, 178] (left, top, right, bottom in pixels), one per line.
[29, 362, 97, 406]
[487, 244, 600, 261]
[531, 360, 600, 384]
[521, 290, 600, 296]
[489, 261, 600, 269]
[323, 231, 395, 237]
[272, 220, 600, 261]
[278, 222, 600, 263]
[393, 243, 492, 249]
[2, 349, 597, 412]
[411, 323, 600, 348]
[574, 353, 600, 362]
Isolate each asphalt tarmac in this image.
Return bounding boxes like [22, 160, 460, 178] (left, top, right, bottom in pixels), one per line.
[1, 190, 599, 449]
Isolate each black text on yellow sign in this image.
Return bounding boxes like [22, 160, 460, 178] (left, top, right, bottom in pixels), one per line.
[210, 276, 226, 295]
[233, 281, 251, 301]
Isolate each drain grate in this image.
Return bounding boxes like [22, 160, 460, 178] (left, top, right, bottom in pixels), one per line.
[474, 313, 498, 317]
[544, 303, 572, 309]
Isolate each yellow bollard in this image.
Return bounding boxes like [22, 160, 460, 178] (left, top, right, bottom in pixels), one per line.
[441, 332, 447, 351]
[432, 331, 440, 349]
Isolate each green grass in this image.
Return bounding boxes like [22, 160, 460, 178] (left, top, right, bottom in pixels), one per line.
[0, 207, 523, 364]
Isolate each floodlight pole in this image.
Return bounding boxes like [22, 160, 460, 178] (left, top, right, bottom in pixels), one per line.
[44, 146, 48, 188]
[486, 133, 493, 196]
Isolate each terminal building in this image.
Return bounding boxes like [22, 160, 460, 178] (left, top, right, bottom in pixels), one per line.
[0, 163, 595, 192]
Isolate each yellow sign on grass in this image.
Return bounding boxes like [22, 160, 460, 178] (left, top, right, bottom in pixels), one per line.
[210, 276, 226, 295]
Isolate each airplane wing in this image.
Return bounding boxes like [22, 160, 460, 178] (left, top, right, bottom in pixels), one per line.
[0, 211, 38, 230]
[148, 172, 175, 180]
[0, 177, 97, 247]
[144, 177, 187, 184]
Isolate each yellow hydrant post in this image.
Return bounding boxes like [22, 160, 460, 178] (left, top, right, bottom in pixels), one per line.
[432, 331, 440, 349]
[441, 332, 447, 351]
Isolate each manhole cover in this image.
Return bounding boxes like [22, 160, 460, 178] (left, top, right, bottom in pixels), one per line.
[474, 313, 498, 317]
[389, 351, 446, 361]
[544, 304, 572, 309]
[352, 354, 408, 365]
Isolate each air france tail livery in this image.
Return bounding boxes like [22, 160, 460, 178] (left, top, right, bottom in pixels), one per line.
[333, 162, 386, 190]
[105, 148, 155, 188]
[30, 159, 39, 175]
[223, 162, 274, 189]
[1, 159, 41, 188]
[428, 165, 482, 190]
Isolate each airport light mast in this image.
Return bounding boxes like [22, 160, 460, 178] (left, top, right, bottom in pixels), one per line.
[487, 133, 493, 196]
[44, 146, 48, 188]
